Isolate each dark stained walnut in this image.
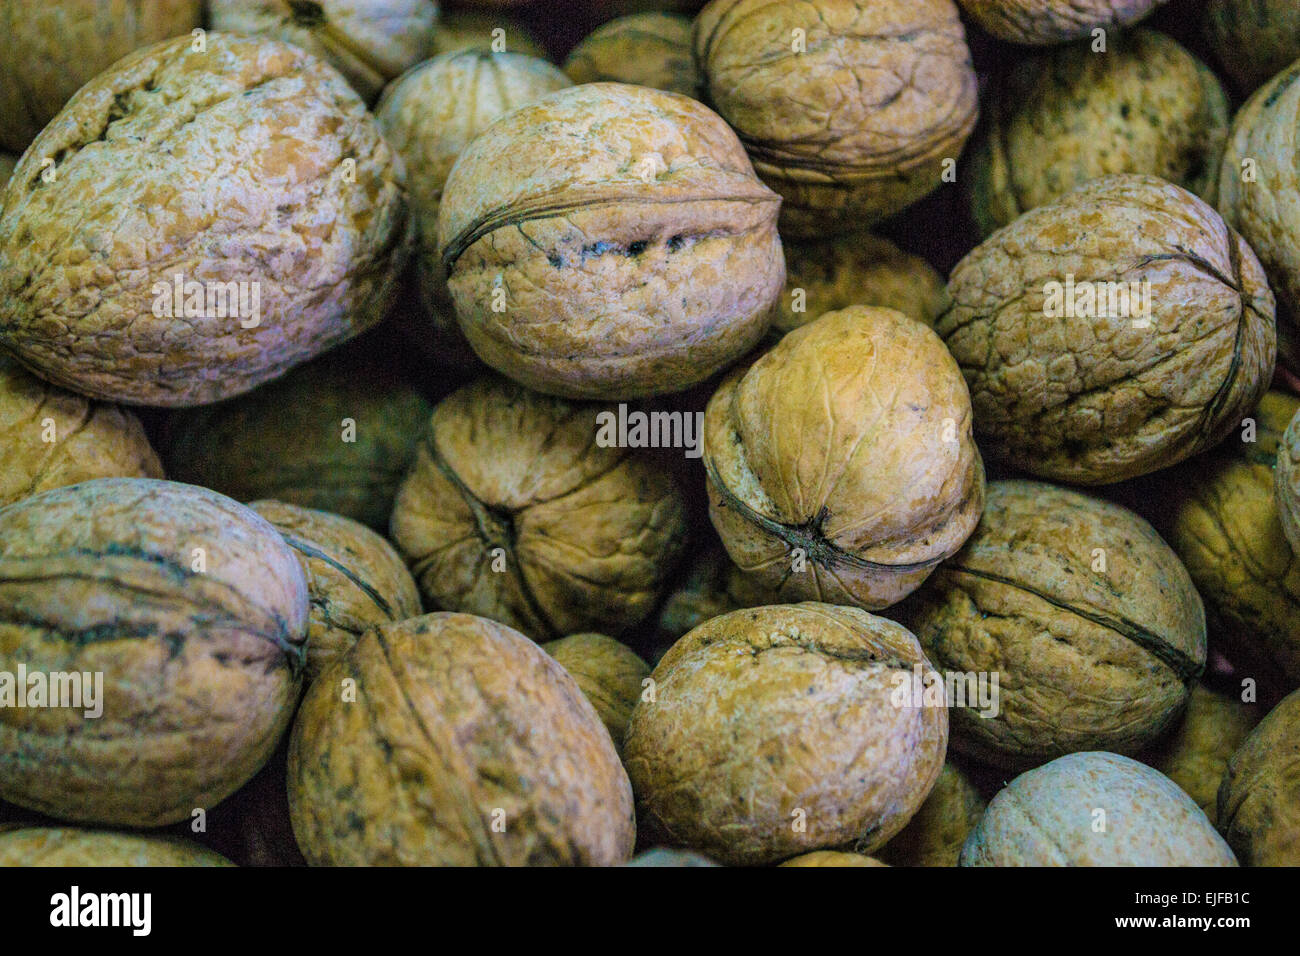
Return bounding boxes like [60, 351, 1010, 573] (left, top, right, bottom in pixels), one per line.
[1204, 0, 1300, 95]
[564, 13, 698, 98]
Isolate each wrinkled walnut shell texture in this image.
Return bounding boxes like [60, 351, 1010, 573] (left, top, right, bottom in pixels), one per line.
[1217, 689, 1300, 866]
[957, 0, 1168, 45]
[1277, 406, 1300, 553]
[429, 12, 548, 59]
[541, 633, 649, 755]
[564, 13, 699, 98]
[0, 828, 233, 866]
[878, 762, 985, 867]
[1203, 0, 1300, 94]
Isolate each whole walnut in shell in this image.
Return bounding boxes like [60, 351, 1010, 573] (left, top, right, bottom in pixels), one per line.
[902, 480, 1206, 768]
[0, 478, 307, 827]
[624, 603, 948, 866]
[209, 0, 438, 103]
[956, 0, 1169, 45]
[703, 306, 984, 611]
[1217, 688, 1300, 866]
[0, 0, 202, 152]
[0, 33, 409, 407]
[1204, 0, 1300, 95]
[288, 612, 636, 866]
[0, 828, 233, 866]
[1276, 405, 1300, 552]
[940, 174, 1276, 485]
[780, 852, 888, 867]
[389, 377, 688, 639]
[429, 11, 546, 58]
[0, 355, 163, 509]
[541, 633, 649, 755]
[250, 500, 422, 683]
[694, 0, 978, 238]
[878, 762, 986, 867]
[624, 848, 719, 866]
[564, 13, 698, 98]
[969, 30, 1229, 236]
[961, 752, 1236, 866]
[436, 81, 784, 400]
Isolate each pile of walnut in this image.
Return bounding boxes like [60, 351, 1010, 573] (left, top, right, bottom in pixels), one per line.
[1, 0, 1299, 869]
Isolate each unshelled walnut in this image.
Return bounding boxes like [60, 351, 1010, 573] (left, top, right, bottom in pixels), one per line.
[654, 542, 745, 642]
[249, 501, 422, 683]
[961, 752, 1236, 866]
[624, 603, 948, 866]
[165, 350, 431, 530]
[969, 30, 1229, 236]
[390, 377, 688, 639]
[0, 0, 202, 153]
[1277, 406, 1300, 552]
[0, 33, 409, 407]
[288, 612, 636, 866]
[694, 0, 978, 238]
[703, 307, 984, 611]
[428, 10, 547, 58]
[436, 81, 784, 400]
[1204, 0, 1300, 95]
[209, 0, 438, 103]
[902, 480, 1206, 768]
[1217, 689, 1300, 866]
[0, 828, 233, 866]
[780, 852, 888, 867]
[624, 848, 719, 866]
[541, 633, 649, 755]
[941, 174, 1276, 485]
[0, 478, 307, 827]
[956, 0, 1169, 45]
[878, 762, 986, 867]
[564, 13, 698, 98]
[0, 356, 163, 508]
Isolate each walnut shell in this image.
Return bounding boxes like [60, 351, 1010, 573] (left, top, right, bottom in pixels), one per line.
[961, 752, 1237, 866]
[957, 0, 1168, 45]
[0, 478, 307, 827]
[564, 13, 698, 98]
[902, 480, 1206, 767]
[878, 762, 986, 867]
[287, 612, 636, 866]
[1217, 689, 1300, 866]
[428, 11, 547, 59]
[1203, 0, 1300, 95]
[389, 377, 688, 639]
[541, 633, 649, 755]
[0, 32, 409, 407]
[780, 851, 888, 867]
[0, 355, 163, 508]
[0, 0, 202, 153]
[624, 847, 720, 866]
[624, 603, 948, 866]
[435, 81, 784, 400]
[249, 500, 422, 683]
[0, 828, 233, 866]
[969, 29, 1229, 236]
[703, 306, 984, 611]
[1277, 405, 1300, 552]
[654, 542, 745, 641]
[694, 0, 978, 238]
[941, 174, 1276, 485]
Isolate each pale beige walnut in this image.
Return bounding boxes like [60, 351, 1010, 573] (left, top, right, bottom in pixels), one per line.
[703, 306, 984, 611]
[375, 51, 570, 368]
[957, 0, 1168, 45]
[878, 762, 986, 867]
[941, 174, 1276, 485]
[0, 33, 409, 407]
[0, 0, 202, 153]
[780, 852, 888, 867]
[776, 235, 948, 335]
[1169, 392, 1300, 691]
[436, 82, 785, 400]
[250, 500, 422, 683]
[625, 603, 948, 866]
[694, 0, 978, 238]
[288, 612, 636, 866]
[541, 633, 649, 756]
[0, 828, 233, 866]
[0, 478, 308, 827]
[625, 847, 719, 866]
[165, 351, 431, 530]
[969, 29, 1229, 236]
[1277, 406, 1300, 552]
[1217, 689, 1300, 866]
[389, 377, 688, 640]
[961, 752, 1236, 866]
[428, 10, 547, 58]
[564, 13, 698, 98]
[1204, 0, 1300, 94]
[1142, 683, 1259, 822]
[903, 480, 1206, 768]
[0, 355, 163, 508]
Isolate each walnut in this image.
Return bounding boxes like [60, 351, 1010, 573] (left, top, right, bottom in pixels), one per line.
[703, 306, 984, 611]
[1204, 0, 1300, 95]
[0, 0, 202, 153]
[969, 29, 1229, 236]
[654, 542, 745, 642]
[389, 377, 688, 639]
[961, 752, 1237, 866]
[209, 0, 438, 103]
[940, 174, 1276, 485]
[0, 478, 308, 827]
[780, 852, 888, 867]
[287, 612, 636, 865]
[624, 603, 948, 866]
[694, 0, 978, 238]
[0, 33, 409, 407]
[624, 848, 720, 866]
[902, 480, 1206, 768]
[1277, 405, 1300, 552]
[429, 11, 547, 59]
[878, 762, 986, 867]
[540, 633, 649, 755]
[564, 13, 698, 98]
[0, 355, 163, 508]
[956, 0, 1169, 46]
[0, 828, 233, 866]
[1217, 689, 1300, 866]
[435, 81, 784, 400]
[249, 500, 422, 683]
